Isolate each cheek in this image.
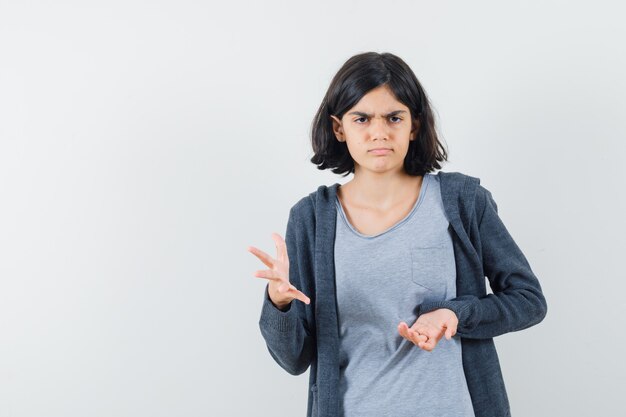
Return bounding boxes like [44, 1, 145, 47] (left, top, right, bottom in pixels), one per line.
[345, 142, 362, 159]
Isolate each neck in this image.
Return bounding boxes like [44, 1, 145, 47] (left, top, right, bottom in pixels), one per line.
[341, 168, 423, 210]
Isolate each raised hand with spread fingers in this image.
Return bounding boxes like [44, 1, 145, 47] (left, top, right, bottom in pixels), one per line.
[248, 232, 310, 311]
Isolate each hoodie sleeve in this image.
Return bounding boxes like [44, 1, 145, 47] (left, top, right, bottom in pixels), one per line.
[415, 184, 548, 339]
[258, 206, 315, 375]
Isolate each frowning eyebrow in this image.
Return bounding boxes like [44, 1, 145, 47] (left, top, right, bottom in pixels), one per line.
[347, 110, 407, 118]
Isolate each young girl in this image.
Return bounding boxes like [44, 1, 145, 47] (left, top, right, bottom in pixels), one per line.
[248, 52, 547, 417]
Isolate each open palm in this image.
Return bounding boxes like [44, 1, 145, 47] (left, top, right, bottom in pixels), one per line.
[248, 232, 310, 308]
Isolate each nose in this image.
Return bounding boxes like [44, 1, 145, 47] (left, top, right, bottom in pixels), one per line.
[369, 116, 389, 141]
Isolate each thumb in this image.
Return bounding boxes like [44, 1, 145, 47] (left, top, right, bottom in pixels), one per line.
[445, 325, 453, 340]
[444, 317, 458, 340]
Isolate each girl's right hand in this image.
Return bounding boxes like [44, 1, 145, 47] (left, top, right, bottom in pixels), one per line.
[247, 232, 311, 309]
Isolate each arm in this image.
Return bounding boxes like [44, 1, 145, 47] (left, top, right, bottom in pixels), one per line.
[258, 206, 315, 375]
[415, 185, 548, 339]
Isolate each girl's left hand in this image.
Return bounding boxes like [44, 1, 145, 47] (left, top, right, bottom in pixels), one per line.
[398, 308, 458, 352]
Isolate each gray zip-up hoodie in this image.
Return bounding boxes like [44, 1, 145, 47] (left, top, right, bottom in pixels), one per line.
[258, 171, 548, 417]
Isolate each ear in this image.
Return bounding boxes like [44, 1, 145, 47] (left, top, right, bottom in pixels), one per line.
[330, 115, 344, 141]
[409, 118, 420, 141]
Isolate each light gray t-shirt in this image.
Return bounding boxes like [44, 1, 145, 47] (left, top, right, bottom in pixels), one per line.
[334, 173, 475, 417]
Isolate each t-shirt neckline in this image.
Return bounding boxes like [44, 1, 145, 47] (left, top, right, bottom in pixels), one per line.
[335, 174, 431, 239]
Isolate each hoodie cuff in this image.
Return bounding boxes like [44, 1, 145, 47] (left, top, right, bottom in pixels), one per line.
[260, 283, 298, 332]
[416, 298, 475, 327]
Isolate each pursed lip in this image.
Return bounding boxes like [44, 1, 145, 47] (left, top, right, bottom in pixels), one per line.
[369, 148, 392, 151]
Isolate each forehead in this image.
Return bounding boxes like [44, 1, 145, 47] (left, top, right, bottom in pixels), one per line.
[351, 85, 408, 112]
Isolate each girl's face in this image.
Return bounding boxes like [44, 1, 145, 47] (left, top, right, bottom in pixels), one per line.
[331, 84, 419, 177]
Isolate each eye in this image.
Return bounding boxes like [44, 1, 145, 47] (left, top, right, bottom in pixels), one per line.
[354, 116, 403, 124]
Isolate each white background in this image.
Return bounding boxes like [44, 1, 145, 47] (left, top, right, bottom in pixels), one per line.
[1, 0, 624, 416]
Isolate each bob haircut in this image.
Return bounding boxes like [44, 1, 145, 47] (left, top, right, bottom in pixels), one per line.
[310, 52, 448, 177]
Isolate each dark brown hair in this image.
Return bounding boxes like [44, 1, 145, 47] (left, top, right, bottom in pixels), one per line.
[310, 52, 448, 177]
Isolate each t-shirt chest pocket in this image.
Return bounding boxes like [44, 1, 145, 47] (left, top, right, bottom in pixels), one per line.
[410, 245, 449, 299]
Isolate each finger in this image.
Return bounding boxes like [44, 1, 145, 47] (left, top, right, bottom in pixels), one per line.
[290, 288, 311, 305]
[445, 326, 453, 340]
[420, 336, 438, 351]
[271, 233, 288, 266]
[417, 337, 430, 350]
[398, 322, 411, 340]
[426, 337, 437, 350]
[400, 323, 427, 345]
[408, 325, 432, 349]
[411, 329, 427, 344]
[281, 285, 310, 305]
[247, 246, 276, 269]
[253, 269, 282, 282]
[397, 322, 407, 338]
[398, 322, 411, 341]
[410, 323, 430, 341]
[407, 327, 425, 343]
